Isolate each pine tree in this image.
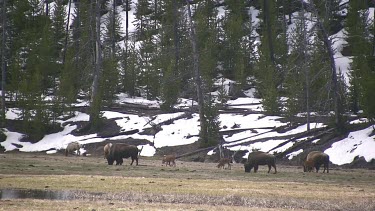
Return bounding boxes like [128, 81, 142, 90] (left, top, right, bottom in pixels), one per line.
[284, 9, 305, 118]
[158, 0, 182, 111]
[0, 0, 8, 126]
[255, 0, 281, 115]
[221, 0, 248, 90]
[134, 0, 160, 100]
[102, 2, 122, 106]
[121, 41, 138, 96]
[346, 1, 374, 120]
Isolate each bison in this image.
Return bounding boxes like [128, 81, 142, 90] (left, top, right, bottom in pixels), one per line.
[303, 151, 329, 173]
[244, 151, 277, 174]
[217, 157, 232, 170]
[103, 143, 112, 159]
[107, 143, 139, 166]
[65, 141, 81, 156]
[162, 154, 176, 167]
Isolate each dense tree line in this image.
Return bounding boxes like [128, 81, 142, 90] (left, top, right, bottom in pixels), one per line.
[0, 0, 374, 144]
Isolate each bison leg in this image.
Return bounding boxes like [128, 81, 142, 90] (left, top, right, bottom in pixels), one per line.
[254, 165, 259, 173]
[272, 164, 277, 174]
[323, 163, 329, 173]
[315, 164, 320, 173]
[116, 158, 123, 165]
[107, 158, 114, 165]
[130, 156, 138, 165]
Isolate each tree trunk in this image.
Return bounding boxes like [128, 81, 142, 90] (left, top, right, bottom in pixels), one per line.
[301, 0, 310, 131]
[186, 1, 207, 143]
[310, 0, 343, 129]
[1, 0, 6, 126]
[173, 0, 179, 73]
[373, 4, 375, 59]
[263, 0, 276, 65]
[90, 0, 103, 128]
[112, 0, 116, 58]
[62, 0, 72, 65]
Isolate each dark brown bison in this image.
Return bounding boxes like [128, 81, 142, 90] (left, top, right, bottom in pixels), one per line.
[244, 151, 277, 173]
[217, 157, 232, 170]
[303, 151, 329, 173]
[162, 154, 176, 167]
[65, 142, 81, 156]
[107, 144, 139, 166]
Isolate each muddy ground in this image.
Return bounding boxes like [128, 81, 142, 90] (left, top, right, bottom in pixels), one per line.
[0, 152, 374, 211]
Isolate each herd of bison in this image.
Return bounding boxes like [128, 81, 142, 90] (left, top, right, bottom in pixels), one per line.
[65, 142, 330, 173]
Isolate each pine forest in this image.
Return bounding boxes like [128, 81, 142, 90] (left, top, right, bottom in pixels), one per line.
[0, 0, 374, 144]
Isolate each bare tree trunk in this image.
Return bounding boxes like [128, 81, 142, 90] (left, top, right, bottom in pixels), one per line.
[90, 0, 103, 127]
[186, 1, 207, 143]
[1, 0, 7, 126]
[62, 0, 72, 65]
[310, 0, 342, 129]
[301, 0, 310, 131]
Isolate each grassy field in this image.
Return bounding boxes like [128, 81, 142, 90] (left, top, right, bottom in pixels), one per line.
[0, 152, 374, 210]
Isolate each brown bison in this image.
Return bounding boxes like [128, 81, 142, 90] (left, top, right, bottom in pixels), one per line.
[244, 151, 277, 173]
[65, 142, 81, 156]
[217, 157, 232, 170]
[303, 151, 329, 173]
[107, 143, 139, 166]
[162, 154, 176, 167]
[103, 143, 112, 159]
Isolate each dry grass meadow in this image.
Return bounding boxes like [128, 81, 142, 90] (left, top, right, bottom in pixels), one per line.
[0, 152, 374, 210]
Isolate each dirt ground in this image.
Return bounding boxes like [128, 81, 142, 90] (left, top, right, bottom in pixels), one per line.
[0, 152, 374, 211]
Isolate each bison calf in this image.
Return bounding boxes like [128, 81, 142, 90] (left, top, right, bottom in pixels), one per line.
[244, 151, 277, 174]
[303, 151, 329, 173]
[217, 158, 232, 170]
[162, 154, 176, 167]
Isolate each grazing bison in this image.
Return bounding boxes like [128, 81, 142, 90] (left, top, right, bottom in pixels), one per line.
[162, 154, 176, 167]
[217, 157, 232, 170]
[65, 142, 81, 156]
[107, 144, 139, 166]
[103, 143, 112, 159]
[244, 151, 277, 174]
[303, 151, 329, 173]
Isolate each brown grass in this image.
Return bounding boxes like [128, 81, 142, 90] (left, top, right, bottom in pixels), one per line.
[0, 152, 374, 210]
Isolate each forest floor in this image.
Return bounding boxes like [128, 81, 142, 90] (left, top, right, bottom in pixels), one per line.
[0, 152, 374, 211]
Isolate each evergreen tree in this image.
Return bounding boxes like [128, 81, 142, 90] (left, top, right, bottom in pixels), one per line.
[134, 0, 160, 100]
[221, 0, 248, 90]
[102, 2, 122, 106]
[121, 41, 138, 96]
[284, 9, 305, 118]
[158, 0, 182, 111]
[255, 0, 281, 114]
[308, 35, 331, 113]
[346, 1, 374, 120]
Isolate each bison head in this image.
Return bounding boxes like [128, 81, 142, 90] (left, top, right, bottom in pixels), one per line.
[303, 160, 314, 172]
[244, 163, 253, 173]
[107, 157, 115, 165]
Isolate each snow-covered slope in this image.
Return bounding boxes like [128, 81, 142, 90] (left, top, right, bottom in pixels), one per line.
[1, 1, 374, 166]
